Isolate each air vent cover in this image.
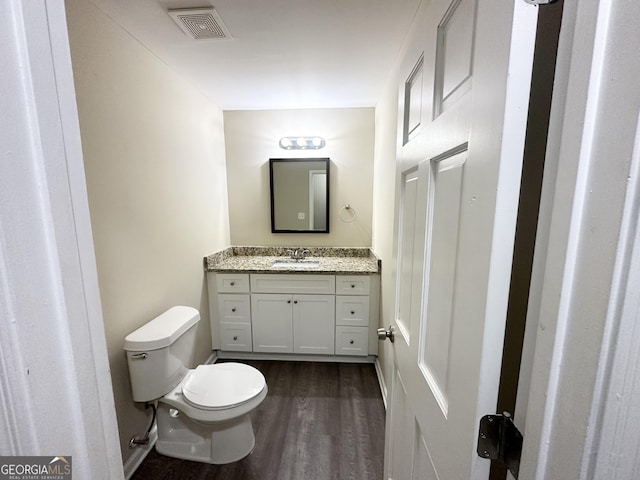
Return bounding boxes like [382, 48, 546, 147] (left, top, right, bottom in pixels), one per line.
[168, 8, 232, 40]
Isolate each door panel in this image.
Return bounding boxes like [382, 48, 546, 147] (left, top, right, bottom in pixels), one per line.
[435, 0, 476, 116]
[420, 148, 467, 417]
[395, 167, 419, 342]
[384, 0, 538, 479]
[413, 430, 438, 480]
[388, 369, 413, 480]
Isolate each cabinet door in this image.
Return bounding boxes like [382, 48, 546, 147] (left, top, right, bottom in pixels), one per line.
[293, 294, 335, 355]
[251, 294, 293, 353]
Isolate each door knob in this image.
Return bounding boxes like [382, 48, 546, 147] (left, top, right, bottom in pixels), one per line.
[377, 325, 395, 343]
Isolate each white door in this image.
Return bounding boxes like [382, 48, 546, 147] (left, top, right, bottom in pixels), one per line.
[384, 0, 538, 479]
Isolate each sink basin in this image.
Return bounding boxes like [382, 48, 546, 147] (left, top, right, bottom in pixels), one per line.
[272, 260, 320, 268]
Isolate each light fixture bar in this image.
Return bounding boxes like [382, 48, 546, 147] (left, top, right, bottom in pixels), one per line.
[279, 136, 325, 150]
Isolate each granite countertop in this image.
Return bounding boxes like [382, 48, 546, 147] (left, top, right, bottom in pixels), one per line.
[204, 247, 380, 274]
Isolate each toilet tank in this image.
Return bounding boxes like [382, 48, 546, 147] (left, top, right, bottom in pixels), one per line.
[124, 306, 200, 403]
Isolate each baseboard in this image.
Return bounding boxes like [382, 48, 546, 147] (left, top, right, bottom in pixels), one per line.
[123, 425, 157, 480]
[374, 357, 388, 410]
[205, 350, 219, 364]
[216, 350, 376, 364]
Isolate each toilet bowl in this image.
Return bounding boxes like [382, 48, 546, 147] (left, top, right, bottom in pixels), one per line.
[124, 306, 267, 464]
[156, 363, 267, 464]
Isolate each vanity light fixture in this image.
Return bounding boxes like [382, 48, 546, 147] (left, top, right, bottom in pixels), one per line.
[279, 136, 325, 150]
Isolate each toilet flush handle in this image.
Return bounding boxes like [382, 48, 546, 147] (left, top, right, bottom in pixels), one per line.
[131, 352, 147, 360]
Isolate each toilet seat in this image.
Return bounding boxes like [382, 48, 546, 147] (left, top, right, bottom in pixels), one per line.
[182, 363, 266, 411]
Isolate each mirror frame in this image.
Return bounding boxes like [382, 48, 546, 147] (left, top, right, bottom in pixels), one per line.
[269, 157, 330, 234]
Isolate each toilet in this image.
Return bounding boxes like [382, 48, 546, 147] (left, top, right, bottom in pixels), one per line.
[124, 306, 267, 464]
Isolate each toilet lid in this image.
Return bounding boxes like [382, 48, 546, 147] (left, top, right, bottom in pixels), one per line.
[182, 363, 266, 410]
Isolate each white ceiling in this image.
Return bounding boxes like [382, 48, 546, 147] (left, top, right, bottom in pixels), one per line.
[88, 0, 421, 110]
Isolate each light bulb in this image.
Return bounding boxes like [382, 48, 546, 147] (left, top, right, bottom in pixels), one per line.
[280, 137, 291, 148]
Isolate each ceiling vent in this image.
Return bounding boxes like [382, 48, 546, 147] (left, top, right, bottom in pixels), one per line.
[168, 8, 232, 40]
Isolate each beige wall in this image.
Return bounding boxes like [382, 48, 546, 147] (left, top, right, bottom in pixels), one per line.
[372, 74, 401, 393]
[224, 108, 375, 247]
[66, 0, 230, 463]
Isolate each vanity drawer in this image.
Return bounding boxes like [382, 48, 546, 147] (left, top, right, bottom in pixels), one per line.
[335, 296, 370, 327]
[219, 323, 252, 352]
[250, 274, 335, 294]
[217, 294, 250, 323]
[216, 273, 250, 293]
[336, 275, 370, 295]
[335, 326, 369, 356]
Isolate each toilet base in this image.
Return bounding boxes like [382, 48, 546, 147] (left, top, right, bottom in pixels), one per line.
[155, 403, 256, 464]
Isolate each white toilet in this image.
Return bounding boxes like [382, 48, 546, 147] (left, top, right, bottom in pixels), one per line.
[124, 306, 267, 464]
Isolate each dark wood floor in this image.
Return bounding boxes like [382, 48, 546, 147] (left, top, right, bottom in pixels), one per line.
[131, 360, 386, 480]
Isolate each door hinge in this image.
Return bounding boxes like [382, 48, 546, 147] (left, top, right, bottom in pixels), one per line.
[477, 412, 523, 478]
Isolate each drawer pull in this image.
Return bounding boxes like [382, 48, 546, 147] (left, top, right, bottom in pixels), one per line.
[350, 310, 355, 315]
[233, 336, 238, 341]
[287, 300, 291, 304]
[294, 300, 298, 304]
[351, 284, 355, 288]
[231, 307, 237, 312]
[350, 340, 354, 344]
[230, 281, 235, 286]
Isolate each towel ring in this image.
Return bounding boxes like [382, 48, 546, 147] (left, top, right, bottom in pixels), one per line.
[339, 204, 357, 223]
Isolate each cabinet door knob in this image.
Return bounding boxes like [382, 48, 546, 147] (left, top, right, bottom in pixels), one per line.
[294, 300, 298, 304]
[287, 300, 291, 304]
[230, 281, 235, 286]
[350, 340, 354, 344]
[351, 284, 355, 288]
[233, 336, 238, 341]
[350, 310, 355, 315]
[231, 307, 237, 312]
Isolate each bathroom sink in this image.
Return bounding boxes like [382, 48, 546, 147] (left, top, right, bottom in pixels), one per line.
[271, 260, 320, 269]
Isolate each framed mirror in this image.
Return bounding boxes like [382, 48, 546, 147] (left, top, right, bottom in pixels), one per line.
[269, 158, 330, 233]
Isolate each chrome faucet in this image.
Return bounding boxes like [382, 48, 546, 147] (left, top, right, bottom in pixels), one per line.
[286, 248, 311, 261]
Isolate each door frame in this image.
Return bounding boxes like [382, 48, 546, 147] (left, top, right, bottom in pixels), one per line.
[308, 169, 327, 230]
[0, 0, 123, 477]
[518, 0, 640, 477]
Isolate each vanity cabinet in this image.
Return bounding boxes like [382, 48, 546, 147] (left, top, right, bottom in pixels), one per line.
[208, 271, 379, 359]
